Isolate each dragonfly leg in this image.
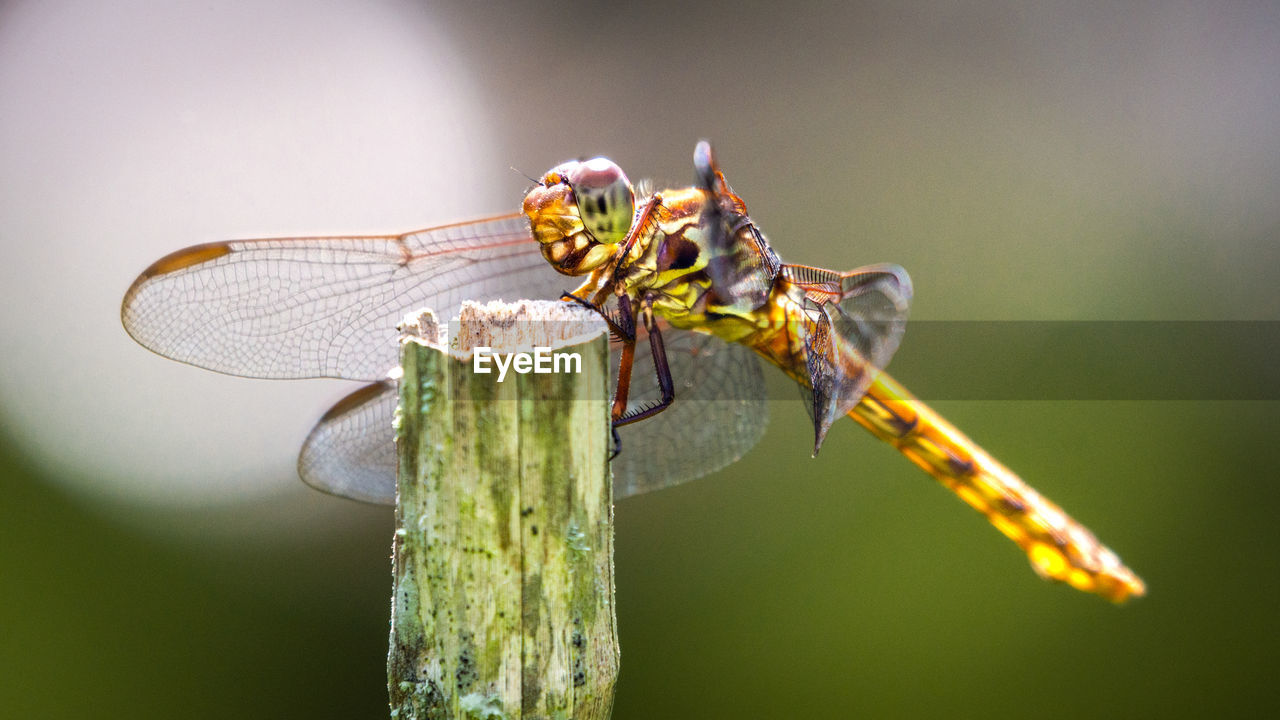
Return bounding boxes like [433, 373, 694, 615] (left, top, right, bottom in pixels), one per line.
[608, 297, 640, 426]
[560, 290, 674, 453]
[560, 291, 630, 340]
[559, 290, 640, 422]
[614, 297, 675, 427]
[610, 426, 623, 461]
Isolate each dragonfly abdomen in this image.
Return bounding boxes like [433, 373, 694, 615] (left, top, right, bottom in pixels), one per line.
[727, 290, 1142, 601]
[850, 372, 1146, 603]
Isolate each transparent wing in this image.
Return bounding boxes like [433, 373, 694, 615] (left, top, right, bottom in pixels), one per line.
[297, 330, 769, 505]
[121, 214, 567, 381]
[787, 263, 913, 450]
[297, 380, 398, 504]
[693, 140, 780, 314]
[611, 329, 769, 498]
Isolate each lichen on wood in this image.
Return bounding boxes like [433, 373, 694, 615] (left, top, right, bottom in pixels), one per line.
[389, 301, 618, 720]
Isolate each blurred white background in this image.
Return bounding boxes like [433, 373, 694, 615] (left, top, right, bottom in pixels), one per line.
[1, 1, 508, 508]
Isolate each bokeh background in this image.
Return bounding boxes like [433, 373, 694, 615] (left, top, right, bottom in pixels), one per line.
[2, 0, 1277, 717]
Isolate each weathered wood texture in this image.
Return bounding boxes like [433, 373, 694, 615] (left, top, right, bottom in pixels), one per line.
[389, 301, 617, 720]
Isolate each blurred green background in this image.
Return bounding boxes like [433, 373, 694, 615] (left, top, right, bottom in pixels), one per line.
[2, 0, 1277, 718]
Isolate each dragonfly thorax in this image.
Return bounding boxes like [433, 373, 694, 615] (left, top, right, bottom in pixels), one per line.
[523, 157, 635, 276]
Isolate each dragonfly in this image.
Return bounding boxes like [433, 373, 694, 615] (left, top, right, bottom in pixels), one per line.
[122, 141, 1145, 603]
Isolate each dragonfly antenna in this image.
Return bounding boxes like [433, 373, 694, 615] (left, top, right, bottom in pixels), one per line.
[510, 166, 541, 185]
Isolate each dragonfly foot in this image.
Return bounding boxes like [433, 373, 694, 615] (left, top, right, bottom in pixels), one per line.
[609, 426, 622, 461]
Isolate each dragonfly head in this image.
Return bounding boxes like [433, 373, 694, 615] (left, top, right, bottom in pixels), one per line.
[524, 157, 636, 275]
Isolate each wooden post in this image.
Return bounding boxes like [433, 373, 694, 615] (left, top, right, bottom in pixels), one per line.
[388, 301, 618, 720]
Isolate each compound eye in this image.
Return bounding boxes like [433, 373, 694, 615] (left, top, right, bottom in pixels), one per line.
[568, 157, 635, 245]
